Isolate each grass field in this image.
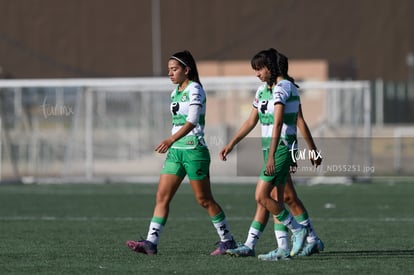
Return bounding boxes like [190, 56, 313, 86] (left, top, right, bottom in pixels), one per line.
[1, 180, 413, 274]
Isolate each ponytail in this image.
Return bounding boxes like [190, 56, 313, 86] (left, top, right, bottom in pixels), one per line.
[273, 49, 299, 88]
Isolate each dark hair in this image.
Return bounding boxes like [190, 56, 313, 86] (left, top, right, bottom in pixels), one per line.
[269, 48, 299, 88]
[169, 50, 202, 87]
[251, 49, 276, 87]
[251, 48, 299, 88]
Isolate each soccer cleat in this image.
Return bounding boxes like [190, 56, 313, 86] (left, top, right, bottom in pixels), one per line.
[210, 239, 237, 256]
[257, 248, 290, 261]
[290, 227, 308, 256]
[298, 238, 325, 256]
[126, 240, 157, 255]
[226, 244, 255, 257]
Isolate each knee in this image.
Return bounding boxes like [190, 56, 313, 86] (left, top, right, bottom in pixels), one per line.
[195, 196, 214, 209]
[284, 193, 302, 209]
[283, 193, 294, 206]
[155, 192, 171, 207]
[255, 193, 266, 207]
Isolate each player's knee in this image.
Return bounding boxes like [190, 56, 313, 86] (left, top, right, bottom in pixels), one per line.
[155, 193, 172, 207]
[196, 196, 213, 208]
[283, 193, 294, 205]
[255, 194, 266, 207]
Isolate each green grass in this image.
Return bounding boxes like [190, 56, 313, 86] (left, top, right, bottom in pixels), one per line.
[0, 181, 413, 274]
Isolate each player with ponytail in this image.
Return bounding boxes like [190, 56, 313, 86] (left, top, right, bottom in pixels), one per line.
[221, 48, 323, 260]
[127, 50, 236, 256]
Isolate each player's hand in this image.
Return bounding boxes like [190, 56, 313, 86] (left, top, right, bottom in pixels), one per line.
[265, 156, 275, 176]
[289, 162, 298, 174]
[155, 138, 174, 154]
[310, 153, 322, 167]
[219, 145, 233, 161]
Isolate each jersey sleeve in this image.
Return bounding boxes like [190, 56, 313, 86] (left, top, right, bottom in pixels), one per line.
[252, 86, 262, 109]
[189, 83, 204, 106]
[273, 81, 290, 105]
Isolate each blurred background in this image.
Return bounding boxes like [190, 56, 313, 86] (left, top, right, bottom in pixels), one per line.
[0, 0, 413, 183]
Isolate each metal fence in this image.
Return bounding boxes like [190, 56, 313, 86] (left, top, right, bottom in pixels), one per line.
[0, 77, 412, 184]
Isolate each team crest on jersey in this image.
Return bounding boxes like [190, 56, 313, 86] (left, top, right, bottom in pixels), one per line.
[181, 93, 188, 102]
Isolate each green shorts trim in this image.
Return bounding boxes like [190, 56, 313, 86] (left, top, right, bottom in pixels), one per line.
[259, 145, 294, 186]
[161, 145, 210, 180]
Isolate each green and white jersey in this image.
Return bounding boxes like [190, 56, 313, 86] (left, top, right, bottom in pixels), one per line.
[252, 79, 300, 150]
[170, 81, 206, 149]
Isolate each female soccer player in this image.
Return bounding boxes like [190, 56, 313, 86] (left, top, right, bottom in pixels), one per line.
[224, 116, 324, 258]
[126, 50, 236, 256]
[220, 48, 322, 260]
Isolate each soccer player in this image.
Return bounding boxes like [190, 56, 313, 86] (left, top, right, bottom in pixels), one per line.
[224, 111, 324, 259]
[126, 50, 236, 256]
[220, 48, 322, 260]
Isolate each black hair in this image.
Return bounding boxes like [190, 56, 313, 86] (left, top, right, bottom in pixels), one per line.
[269, 48, 299, 88]
[170, 50, 202, 87]
[251, 48, 299, 88]
[251, 49, 277, 87]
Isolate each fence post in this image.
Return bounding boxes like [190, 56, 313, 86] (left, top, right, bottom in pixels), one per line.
[85, 88, 94, 180]
[363, 81, 372, 179]
[375, 79, 384, 126]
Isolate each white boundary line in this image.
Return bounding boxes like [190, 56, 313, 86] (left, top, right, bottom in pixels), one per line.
[0, 216, 413, 222]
